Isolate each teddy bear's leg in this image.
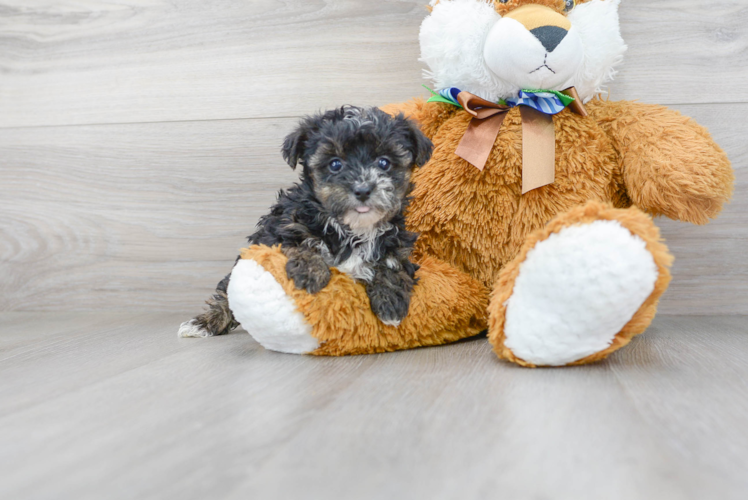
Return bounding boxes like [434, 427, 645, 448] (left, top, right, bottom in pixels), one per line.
[488, 202, 673, 367]
[228, 257, 320, 354]
[227, 245, 488, 356]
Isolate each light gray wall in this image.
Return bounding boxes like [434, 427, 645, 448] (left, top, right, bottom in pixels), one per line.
[0, 0, 745, 314]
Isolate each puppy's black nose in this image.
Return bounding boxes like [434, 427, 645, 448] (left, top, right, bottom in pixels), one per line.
[530, 26, 568, 53]
[353, 184, 374, 202]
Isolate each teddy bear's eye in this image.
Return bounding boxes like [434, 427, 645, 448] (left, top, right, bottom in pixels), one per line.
[498, 0, 509, 4]
[563, 0, 576, 13]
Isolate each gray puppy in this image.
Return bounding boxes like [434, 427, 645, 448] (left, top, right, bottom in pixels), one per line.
[179, 106, 433, 338]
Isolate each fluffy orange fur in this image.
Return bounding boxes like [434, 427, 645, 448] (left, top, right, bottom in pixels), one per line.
[492, 0, 589, 16]
[375, 97, 732, 364]
[382, 98, 733, 290]
[428, 0, 594, 16]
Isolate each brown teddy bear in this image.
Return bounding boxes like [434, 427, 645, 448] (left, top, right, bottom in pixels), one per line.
[225, 0, 733, 366]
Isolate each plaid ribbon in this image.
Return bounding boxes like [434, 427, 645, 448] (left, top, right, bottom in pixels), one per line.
[431, 87, 575, 115]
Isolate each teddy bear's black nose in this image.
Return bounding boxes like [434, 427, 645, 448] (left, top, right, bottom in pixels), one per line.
[530, 25, 568, 53]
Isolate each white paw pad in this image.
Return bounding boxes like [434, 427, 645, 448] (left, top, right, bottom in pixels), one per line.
[227, 259, 318, 354]
[178, 319, 211, 338]
[504, 220, 658, 366]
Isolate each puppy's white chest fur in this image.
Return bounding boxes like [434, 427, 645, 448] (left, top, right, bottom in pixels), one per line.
[323, 219, 392, 282]
[335, 250, 374, 282]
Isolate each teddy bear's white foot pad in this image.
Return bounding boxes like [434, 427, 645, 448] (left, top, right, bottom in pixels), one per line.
[504, 220, 658, 366]
[227, 259, 319, 354]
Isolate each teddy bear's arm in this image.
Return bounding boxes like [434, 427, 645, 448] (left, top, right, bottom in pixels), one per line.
[595, 101, 734, 225]
[380, 98, 459, 139]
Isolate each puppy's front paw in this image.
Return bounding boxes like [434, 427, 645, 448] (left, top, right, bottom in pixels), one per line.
[286, 255, 331, 294]
[367, 286, 410, 327]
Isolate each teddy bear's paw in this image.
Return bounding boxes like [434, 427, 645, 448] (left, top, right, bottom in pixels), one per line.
[227, 258, 319, 354]
[491, 217, 665, 367]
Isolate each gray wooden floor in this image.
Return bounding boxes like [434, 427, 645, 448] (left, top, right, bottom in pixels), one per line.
[1, 313, 747, 500]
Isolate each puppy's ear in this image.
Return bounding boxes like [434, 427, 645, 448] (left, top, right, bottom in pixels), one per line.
[397, 114, 433, 167]
[281, 124, 307, 170]
[281, 115, 322, 169]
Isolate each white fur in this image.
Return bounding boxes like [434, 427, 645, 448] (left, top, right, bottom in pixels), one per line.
[484, 19, 584, 93]
[342, 208, 386, 230]
[325, 217, 393, 282]
[178, 319, 211, 338]
[420, 0, 504, 101]
[336, 252, 375, 282]
[420, 0, 626, 103]
[227, 259, 319, 354]
[333, 224, 388, 282]
[503, 220, 658, 366]
[385, 256, 400, 270]
[567, 0, 627, 102]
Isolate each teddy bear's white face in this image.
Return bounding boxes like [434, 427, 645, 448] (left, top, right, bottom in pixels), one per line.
[420, 0, 627, 103]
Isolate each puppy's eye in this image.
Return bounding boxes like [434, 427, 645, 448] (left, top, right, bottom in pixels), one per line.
[563, 0, 575, 13]
[329, 159, 343, 173]
[377, 158, 391, 171]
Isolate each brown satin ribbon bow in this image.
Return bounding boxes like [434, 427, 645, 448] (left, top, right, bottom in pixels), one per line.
[454, 87, 588, 194]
